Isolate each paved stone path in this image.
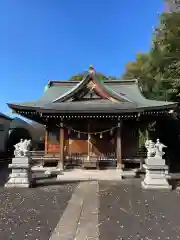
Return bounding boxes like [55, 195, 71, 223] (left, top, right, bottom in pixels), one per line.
[75, 181, 99, 239]
[48, 179, 180, 240]
[50, 181, 99, 240]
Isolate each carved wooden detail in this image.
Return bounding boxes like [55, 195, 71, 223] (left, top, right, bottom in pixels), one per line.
[87, 80, 96, 90]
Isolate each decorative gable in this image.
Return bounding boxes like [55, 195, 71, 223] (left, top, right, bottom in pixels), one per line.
[53, 66, 131, 103]
[72, 88, 102, 101]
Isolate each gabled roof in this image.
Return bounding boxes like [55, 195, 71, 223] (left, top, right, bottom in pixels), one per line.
[7, 71, 178, 115]
[38, 75, 177, 108]
[52, 73, 131, 103]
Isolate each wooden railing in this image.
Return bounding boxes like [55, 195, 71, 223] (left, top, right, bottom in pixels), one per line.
[30, 151, 60, 167]
[29, 149, 145, 168]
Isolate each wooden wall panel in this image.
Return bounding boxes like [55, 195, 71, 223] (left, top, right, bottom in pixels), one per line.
[67, 135, 115, 155]
[69, 139, 88, 154]
[47, 142, 60, 152]
[121, 122, 139, 159]
[91, 135, 115, 155]
[47, 126, 60, 153]
[45, 120, 139, 159]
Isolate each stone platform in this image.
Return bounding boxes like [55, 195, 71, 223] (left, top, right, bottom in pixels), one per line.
[141, 159, 172, 190]
[5, 157, 32, 188]
[57, 169, 124, 181]
[32, 167, 125, 181]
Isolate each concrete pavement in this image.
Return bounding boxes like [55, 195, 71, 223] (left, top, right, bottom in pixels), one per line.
[99, 180, 180, 240]
[49, 179, 180, 240]
[50, 181, 99, 240]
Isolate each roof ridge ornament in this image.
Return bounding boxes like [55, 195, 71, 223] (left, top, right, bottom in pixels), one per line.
[88, 65, 95, 74]
[44, 81, 51, 92]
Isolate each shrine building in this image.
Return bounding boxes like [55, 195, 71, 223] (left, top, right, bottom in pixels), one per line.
[7, 66, 178, 170]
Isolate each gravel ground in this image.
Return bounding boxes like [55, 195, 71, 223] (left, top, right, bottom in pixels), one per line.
[99, 179, 180, 240]
[1, 161, 180, 240]
[0, 183, 77, 240]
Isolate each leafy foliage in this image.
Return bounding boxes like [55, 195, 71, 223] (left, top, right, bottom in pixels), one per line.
[122, 53, 156, 98]
[69, 72, 118, 81]
[122, 12, 180, 101]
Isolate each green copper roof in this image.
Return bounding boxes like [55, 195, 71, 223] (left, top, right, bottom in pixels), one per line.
[8, 100, 177, 114]
[7, 73, 177, 115]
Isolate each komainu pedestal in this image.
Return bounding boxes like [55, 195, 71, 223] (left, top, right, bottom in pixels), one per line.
[5, 139, 32, 188]
[5, 157, 32, 188]
[141, 157, 171, 190]
[141, 139, 171, 190]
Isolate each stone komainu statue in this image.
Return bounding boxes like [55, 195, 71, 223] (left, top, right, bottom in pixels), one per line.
[145, 140, 156, 158]
[14, 139, 32, 157]
[145, 139, 167, 159]
[154, 139, 167, 158]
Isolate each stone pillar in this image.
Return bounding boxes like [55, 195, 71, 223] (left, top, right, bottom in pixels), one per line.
[5, 156, 32, 188]
[116, 122, 122, 169]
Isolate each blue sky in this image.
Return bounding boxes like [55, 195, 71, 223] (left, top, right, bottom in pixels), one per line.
[0, 0, 164, 116]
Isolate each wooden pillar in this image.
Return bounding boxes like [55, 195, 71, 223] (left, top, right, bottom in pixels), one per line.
[116, 121, 123, 169]
[88, 122, 92, 159]
[59, 122, 65, 170]
[45, 127, 48, 154]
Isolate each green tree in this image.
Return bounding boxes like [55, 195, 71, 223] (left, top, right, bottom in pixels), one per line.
[122, 53, 156, 98]
[150, 12, 180, 101]
[69, 73, 84, 81]
[122, 12, 180, 101]
[69, 72, 118, 81]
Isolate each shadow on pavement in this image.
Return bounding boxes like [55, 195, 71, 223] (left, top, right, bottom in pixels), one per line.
[169, 178, 180, 190]
[33, 178, 91, 188]
[0, 161, 10, 187]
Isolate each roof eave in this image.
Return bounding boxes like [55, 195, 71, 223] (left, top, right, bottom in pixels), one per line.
[7, 102, 178, 115]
